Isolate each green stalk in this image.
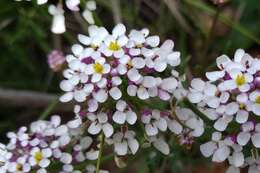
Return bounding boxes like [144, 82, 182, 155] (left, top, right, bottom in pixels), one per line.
[182, 98, 213, 125]
[38, 98, 59, 120]
[184, 0, 260, 45]
[96, 133, 105, 173]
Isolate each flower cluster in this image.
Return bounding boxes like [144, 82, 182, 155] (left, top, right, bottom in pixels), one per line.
[58, 23, 191, 155]
[60, 23, 180, 109]
[187, 49, 260, 173]
[0, 115, 112, 173]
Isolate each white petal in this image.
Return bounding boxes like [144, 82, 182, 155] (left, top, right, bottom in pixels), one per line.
[60, 80, 74, 92]
[187, 92, 203, 103]
[146, 36, 160, 47]
[93, 90, 108, 103]
[234, 49, 245, 63]
[127, 68, 141, 82]
[160, 78, 178, 91]
[113, 111, 127, 124]
[212, 146, 230, 162]
[78, 34, 91, 45]
[116, 100, 127, 111]
[128, 139, 139, 154]
[112, 23, 126, 38]
[102, 123, 114, 138]
[232, 152, 244, 167]
[114, 142, 128, 156]
[191, 78, 205, 91]
[82, 9, 95, 24]
[127, 85, 137, 96]
[167, 52, 181, 66]
[88, 122, 102, 135]
[155, 118, 167, 132]
[214, 118, 228, 131]
[109, 87, 122, 100]
[74, 90, 87, 102]
[126, 111, 137, 125]
[142, 76, 157, 88]
[132, 57, 145, 69]
[145, 124, 158, 136]
[153, 139, 169, 155]
[236, 110, 249, 124]
[88, 99, 98, 112]
[137, 87, 149, 100]
[200, 141, 217, 157]
[216, 55, 231, 69]
[97, 113, 108, 123]
[253, 104, 260, 116]
[72, 44, 83, 57]
[225, 102, 239, 116]
[206, 71, 225, 81]
[154, 59, 167, 72]
[60, 92, 73, 102]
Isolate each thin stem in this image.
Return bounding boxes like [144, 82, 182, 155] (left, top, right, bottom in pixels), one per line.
[182, 98, 212, 125]
[38, 98, 59, 120]
[201, 5, 221, 62]
[96, 133, 105, 173]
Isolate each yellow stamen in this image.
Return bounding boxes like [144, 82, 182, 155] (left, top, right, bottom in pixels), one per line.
[239, 103, 246, 109]
[34, 151, 43, 164]
[93, 63, 104, 73]
[256, 96, 260, 104]
[127, 60, 133, 67]
[136, 44, 143, 48]
[108, 41, 120, 51]
[236, 74, 246, 86]
[16, 164, 22, 171]
[91, 44, 98, 49]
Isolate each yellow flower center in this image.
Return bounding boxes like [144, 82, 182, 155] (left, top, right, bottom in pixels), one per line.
[93, 63, 104, 73]
[108, 41, 121, 51]
[256, 96, 260, 104]
[236, 74, 246, 86]
[16, 164, 22, 171]
[34, 151, 43, 164]
[136, 44, 143, 48]
[239, 103, 246, 109]
[91, 44, 98, 49]
[127, 60, 133, 67]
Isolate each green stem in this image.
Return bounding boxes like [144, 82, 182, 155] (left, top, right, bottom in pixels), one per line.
[201, 5, 221, 61]
[96, 133, 105, 173]
[184, 0, 260, 45]
[38, 98, 59, 120]
[183, 98, 212, 125]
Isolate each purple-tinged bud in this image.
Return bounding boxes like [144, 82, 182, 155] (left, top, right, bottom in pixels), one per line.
[47, 50, 65, 72]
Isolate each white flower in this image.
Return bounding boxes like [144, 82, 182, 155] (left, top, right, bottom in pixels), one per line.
[48, 5, 66, 34]
[141, 110, 167, 136]
[87, 112, 114, 138]
[99, 24, 127, 58]
[249, 90, 260, 116]
[147, 136, 170, 155]
[218, 70, 253, 92]
[85, 57, 111, 83]
[112, 100, 137, 125]
[65, 0, 80, 11]
[188, 78, 220, 108]
[175, 107, 204, 137]
[200, 132, 232, 163]
[29, 147, 52, 169]
[112, 131, 139, 156]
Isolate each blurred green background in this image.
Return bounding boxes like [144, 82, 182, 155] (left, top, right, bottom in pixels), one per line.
[0, 0, 259, 172]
